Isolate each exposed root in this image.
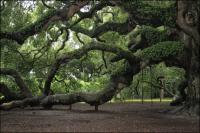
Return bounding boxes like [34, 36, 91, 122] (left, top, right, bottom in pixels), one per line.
[168, 102, 199, 116]
[170, 97, 184, 106]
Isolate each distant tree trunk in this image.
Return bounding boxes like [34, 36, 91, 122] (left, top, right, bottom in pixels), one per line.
[95, 105, 98, 111]
[157, 76, 165, 102]
[160, 89, 164, 102]
[160, 79, 165, 102]
[176, 0, 199, 115]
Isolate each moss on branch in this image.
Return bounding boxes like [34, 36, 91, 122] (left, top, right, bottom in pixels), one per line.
[138, 41, 184, 61]
[0, 1, 89, 44]
[44, 41, 138, 95]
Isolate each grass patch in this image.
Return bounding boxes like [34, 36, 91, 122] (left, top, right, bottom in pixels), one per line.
[111, 98, 172, 103]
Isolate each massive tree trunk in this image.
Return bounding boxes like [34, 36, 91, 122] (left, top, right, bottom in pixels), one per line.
[176, 0, 199, 115]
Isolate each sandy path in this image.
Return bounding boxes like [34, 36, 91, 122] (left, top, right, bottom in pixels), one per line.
[0, 102, 199, 132]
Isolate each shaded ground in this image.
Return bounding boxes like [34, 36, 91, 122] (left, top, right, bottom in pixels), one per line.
[0, 102, 199, 132]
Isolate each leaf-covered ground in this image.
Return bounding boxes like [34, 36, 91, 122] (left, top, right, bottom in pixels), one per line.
[0, 103, 199, 132]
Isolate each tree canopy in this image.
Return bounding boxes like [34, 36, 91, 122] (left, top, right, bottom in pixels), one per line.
[0, 0, 199, 115]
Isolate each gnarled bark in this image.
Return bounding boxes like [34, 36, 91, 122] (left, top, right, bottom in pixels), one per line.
[174, 0, 199, 115]
[177, 1, 200, 45]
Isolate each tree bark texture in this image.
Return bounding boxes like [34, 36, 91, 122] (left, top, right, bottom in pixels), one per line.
[176, 0, 199, 115]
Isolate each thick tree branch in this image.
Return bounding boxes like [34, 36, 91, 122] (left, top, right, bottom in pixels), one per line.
[0, 96, 44, 110]
[43, 40, 139, 95]
[71, 20, 131, 38]
[74, 1, 115, 26]
[0, 44, 186, 110]
[0, 68, 32, 97]
[0, 61, 136, 110]
[0, 1, 89, 44]
[41, 58, 140, 108]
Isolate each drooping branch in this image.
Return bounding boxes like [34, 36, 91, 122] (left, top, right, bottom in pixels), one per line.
[0, 68, 32, 97]
[71, 20, 132, 38]
[41, 62, 139, 108]
[70, 2, 177, 41]
[0, 60, 138, 110]
[44, 39, 187, 96]
[0, 1, 117, 45]
[0, 56, 183, 110]
[41, 45, 184, 108]
[43, 40, 139, 95]
[0, 42, 186, 110]
[0, 1, 89, 44]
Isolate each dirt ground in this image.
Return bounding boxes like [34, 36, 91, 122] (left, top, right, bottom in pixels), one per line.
[0, 102, 199, 132]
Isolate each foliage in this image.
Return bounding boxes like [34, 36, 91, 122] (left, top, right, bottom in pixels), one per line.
[121, 1, 176, 27]
[118, 63, 185, 100]
[140, 26, 170, 45]
[138, 41, 184, 61]
[0, 0, 183, 101]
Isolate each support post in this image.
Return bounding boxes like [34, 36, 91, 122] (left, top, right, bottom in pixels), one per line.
[150, 66, 153, 105]
[95, 105, 98, 111]
[69, 104, 72, 110]
[141, 70, 144, 104]
[157, 76, 165, 102]
[160, 89, 164, 102]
